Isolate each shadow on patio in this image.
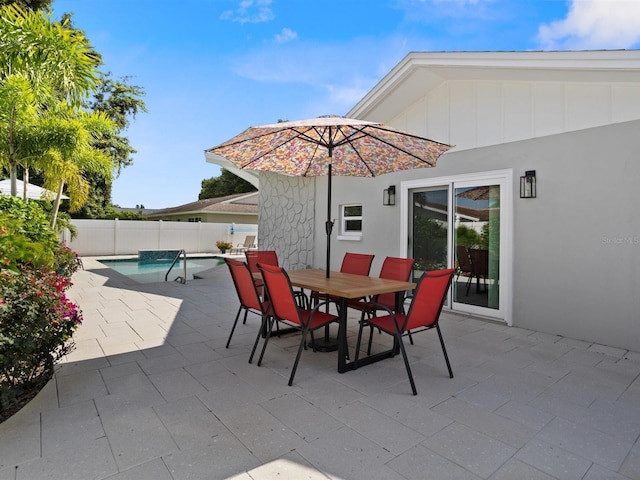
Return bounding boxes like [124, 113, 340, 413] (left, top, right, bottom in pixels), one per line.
[1, 256, 640, 479]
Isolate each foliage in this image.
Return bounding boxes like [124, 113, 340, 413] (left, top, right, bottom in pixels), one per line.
[0, 5, 101, 107]
[85, 73, 146, 173]
[199, 168, 257, 200]
[52, 243, 81, 278]
[97, 207, 143, 220]
[0, 195, 58, 252]
[74, 73, 146, 217]
[0, 265, 81, 412]
[412, 216, 448, 271]
[0, 197, 82, 419]
[456, 224, 483, 249]
[0, 0, 53, 14]
[216, 240, 233, 251]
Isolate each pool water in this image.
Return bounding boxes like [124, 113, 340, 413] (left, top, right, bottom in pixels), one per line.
[99, 257, 224, 284]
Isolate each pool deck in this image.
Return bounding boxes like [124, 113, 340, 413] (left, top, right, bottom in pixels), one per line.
[1, 256, 640, 479]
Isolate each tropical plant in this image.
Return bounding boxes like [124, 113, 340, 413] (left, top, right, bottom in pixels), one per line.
[0, 196, 82, 421]
[0, 4, 102, 196]
[0, 265, 82, 415]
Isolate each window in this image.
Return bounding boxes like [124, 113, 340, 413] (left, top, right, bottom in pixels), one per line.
[188, 217, 201, 222]
[339, 204, 362, 240]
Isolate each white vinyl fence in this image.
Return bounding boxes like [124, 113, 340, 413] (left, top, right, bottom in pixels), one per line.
[61, 219, 258, 257]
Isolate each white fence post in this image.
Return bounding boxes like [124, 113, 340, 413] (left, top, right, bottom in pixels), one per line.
[113, 218, 119, 255]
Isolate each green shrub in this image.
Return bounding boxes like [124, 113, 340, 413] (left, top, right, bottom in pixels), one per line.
[0, 196, 82, 419]
[0, 266, 82, 410]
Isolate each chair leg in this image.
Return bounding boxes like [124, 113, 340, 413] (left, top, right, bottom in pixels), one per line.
[249, 313, 267, 363]
[242, 309, 249, 325]
[436, 324, 454, 378]
[226, 306, 243, 348]
[288, 328, 309, 386]
[257, 317, 276, 366]
[407, 330, 414, 345]
[395, 331, 417, 395]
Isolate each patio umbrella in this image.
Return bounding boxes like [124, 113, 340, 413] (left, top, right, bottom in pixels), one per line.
[456, 185, 499, 201]
[208, 116, 453, 277]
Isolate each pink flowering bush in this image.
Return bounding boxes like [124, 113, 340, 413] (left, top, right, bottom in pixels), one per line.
[0, 196, 83, 419]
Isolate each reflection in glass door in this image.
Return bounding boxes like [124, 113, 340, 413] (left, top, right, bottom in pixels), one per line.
[407, 176, 506, 319]
[409, 187, 449, 281]
[453, 185, 500, 310]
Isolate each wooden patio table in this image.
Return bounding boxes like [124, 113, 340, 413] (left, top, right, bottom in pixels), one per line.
[286, 268, 416, 373]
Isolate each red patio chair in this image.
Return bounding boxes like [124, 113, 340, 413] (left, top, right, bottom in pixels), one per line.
[348, 256, 415, 354]
[255, 263, 339, 386]
[311, 252, 375, 309]
[353, 268, 455, 395]
[246, 250, 309, 309]
[224, 258, 270, 353]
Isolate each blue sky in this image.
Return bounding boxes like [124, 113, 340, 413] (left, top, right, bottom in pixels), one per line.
[51, 0, 640, 208]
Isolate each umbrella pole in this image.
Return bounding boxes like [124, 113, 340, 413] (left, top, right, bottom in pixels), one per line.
[325, 163, 333, 279]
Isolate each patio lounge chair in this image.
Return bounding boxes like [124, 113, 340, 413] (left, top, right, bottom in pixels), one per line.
[231, 235, 256, 254]
[353, 268, 455, 395]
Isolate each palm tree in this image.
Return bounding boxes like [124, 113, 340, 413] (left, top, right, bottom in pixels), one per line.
[0, 4, 101, 196]
[39, 107, 115, 228]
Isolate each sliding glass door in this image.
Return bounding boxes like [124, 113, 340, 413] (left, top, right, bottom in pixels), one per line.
[404, 171, 511, 322]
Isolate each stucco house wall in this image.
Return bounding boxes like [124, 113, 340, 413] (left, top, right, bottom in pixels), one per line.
[257, 172, 315, 269]
[219, 50, 640, 351]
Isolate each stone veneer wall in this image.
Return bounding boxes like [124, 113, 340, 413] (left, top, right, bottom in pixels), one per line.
[258, 172, 315, 270]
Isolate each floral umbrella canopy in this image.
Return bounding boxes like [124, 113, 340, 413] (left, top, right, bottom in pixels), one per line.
[208, 116, 453, 277]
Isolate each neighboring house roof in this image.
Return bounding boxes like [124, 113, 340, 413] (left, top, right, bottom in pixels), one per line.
[144, 191, 258, 218]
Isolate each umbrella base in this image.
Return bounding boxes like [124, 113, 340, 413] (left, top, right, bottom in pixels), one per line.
[309, 325, 339, 352]
[309, 337, 339, 352]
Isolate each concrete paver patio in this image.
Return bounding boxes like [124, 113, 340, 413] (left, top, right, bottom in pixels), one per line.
[1, 257, 640, 479]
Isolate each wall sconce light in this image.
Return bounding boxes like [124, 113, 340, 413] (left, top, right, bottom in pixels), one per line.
[520, 170, 536, 198]
[383, 185, 396, 206]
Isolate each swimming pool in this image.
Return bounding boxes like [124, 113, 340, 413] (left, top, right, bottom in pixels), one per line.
[99, 256, 224, 284]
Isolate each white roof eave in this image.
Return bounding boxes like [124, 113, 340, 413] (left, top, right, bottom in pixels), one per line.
[204, 151, 260, 189]
[348, 50, 640, 121]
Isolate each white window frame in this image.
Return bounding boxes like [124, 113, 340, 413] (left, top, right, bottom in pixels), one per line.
[337, 203, 363, 241]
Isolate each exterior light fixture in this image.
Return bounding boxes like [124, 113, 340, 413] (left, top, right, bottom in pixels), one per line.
[520, 170, 536, 198]
[383, 185, 396, 206]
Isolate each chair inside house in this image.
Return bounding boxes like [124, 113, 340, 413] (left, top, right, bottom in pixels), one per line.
[232, 235, 256, 254]
[353, 268, 456, 395]
[254, 263, 339, 386]
[348, 256, 415, 355]
[468, 248, 489, 295]
[456, 245, 474, 295]
[224, 258, 270, 352]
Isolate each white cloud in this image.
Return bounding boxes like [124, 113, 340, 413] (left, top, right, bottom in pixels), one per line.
[220, 0, 274, 24]
[537, 0, 640, 50]
[228, 35, 413, 115]
[275, 28, 297, 44]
